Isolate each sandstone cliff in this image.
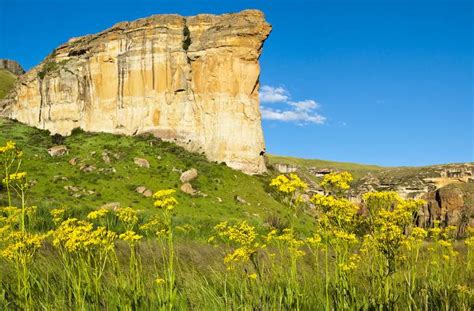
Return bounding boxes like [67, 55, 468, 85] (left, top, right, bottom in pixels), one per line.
[1, 10, 271, 174]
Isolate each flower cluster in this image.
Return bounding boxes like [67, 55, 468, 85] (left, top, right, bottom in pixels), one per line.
[311, 194, 359, 228]
[320, 171, 353, 193]
[270, 174, 308, 194]
[338, 253, 361, 272]
[3, 172, 27, 184]
[50, 208, 66, 224]
[119, 230, 143, 244]
[0, 141, 17, 154]
[116, 207, 139, 227]
[52, 218, 116, 253]
[213, 221, 263, 270]
[86, 208, 109, 220]
[0, 231, 44, 262]
[268, 228, 305, 259]
[153, 189, 178, 210]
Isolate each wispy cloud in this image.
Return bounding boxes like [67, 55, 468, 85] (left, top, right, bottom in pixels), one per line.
[288, 99, 320, 112]
[261, 107, 326, 124]
[259, 85, 289, 103]
[259, 85, 326, 125]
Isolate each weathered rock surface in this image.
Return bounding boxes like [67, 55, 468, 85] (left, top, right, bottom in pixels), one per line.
[0, 59, 25, 76]
[180, 182, 196, 195]
[136, 186, 153, 197]
[101, 202, 121, 211]
[421, 186, 473, 232]
[68, 157, 79, 165]
[274, 163, 297, 174]
[180, 168, 198, 183]
[47, 145, 68, 157]
[2, 10, 271, 174]
[134, 157, 150, 168]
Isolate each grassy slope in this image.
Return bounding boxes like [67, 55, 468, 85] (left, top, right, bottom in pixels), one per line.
[268, 154, 384, 183]
[269, 154, 473, 185]
[0, 118, 314, 238]
[0, 68, 16, 99]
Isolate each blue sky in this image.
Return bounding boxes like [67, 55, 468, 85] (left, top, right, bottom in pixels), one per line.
[1, 0, 472, 166]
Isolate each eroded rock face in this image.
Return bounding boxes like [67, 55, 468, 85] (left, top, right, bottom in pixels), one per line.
[2, 10, 271, 174]
[0, 59, 25, 76]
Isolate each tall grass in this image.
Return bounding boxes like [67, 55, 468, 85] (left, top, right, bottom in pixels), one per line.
[0, 141, 473, 310]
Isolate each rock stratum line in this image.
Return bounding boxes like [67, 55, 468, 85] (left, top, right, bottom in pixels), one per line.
[1, 10, 271, 174]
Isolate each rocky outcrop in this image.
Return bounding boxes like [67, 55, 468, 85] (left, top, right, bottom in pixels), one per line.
[1, 10, 271, 174]
[276, 161, 473, 231]
[0, 59, 25, 76]
[421, 186, 473, 232]
[274, 163, 297, 174]
[180, 168, 198, 183]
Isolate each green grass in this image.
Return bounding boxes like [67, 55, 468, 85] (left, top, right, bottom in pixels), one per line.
[0, 69, 16, 99]
[0, 117, 312, 238]
[1, 118, 473, 310]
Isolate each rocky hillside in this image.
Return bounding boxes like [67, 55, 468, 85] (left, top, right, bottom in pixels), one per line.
[269, 156, 474, 230]
[0, 59, 24, 99]
[0, 59, 25, 76]
[0, 10, 271, 175]
[0, 116, 472, 235]
[0, 117, 312, 237]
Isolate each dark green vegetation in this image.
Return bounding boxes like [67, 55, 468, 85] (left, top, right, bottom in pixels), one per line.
[0, 117, 309, 237]
[37, 59, 69, 79]
[0, 69, 16, 99]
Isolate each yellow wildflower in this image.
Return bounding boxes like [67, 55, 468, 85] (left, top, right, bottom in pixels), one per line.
[320, 171, 353, 192]
[0, 231, 44, 262]
[2, 172, 27, 184]
[270, 173, 308, 194]
[248, 273, 257, 280]
[0, 141, 16, 153]
[86, 208, 109, 220]
[50, 208, 65, 224]
[52, 218, 116, 253]
[410, 227, 427, 241]
[116, 207, 139, 226]
[153, 189, 178, 210]
[119, 230, 143, 243]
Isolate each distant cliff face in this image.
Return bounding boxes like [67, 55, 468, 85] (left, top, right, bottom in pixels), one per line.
[0, 59, 25, 76]
[1, 10, 271, 174]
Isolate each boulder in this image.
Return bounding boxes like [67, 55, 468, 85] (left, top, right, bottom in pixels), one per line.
[68, 157, 78, 165]
[235, 195, 248, 205]
[101, 202, 121, 211]
[180, 168, 198, 183]
[48, 145, 68, 157]
[135, 186, 147, 194]
[143, 189, 153, 197]
[79, 164, 96, 173]
[102, 152, 111, 164]
[134, 158, 150, 168]
[135, 186, 153, 197]
[180, 183, 196, 195]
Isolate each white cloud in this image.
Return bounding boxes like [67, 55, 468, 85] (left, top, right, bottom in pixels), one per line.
[259, 85, 326, 125]
[261, 107, 326, 124]
[288, 99, 320, 112]
[259, 85, 289, 103]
